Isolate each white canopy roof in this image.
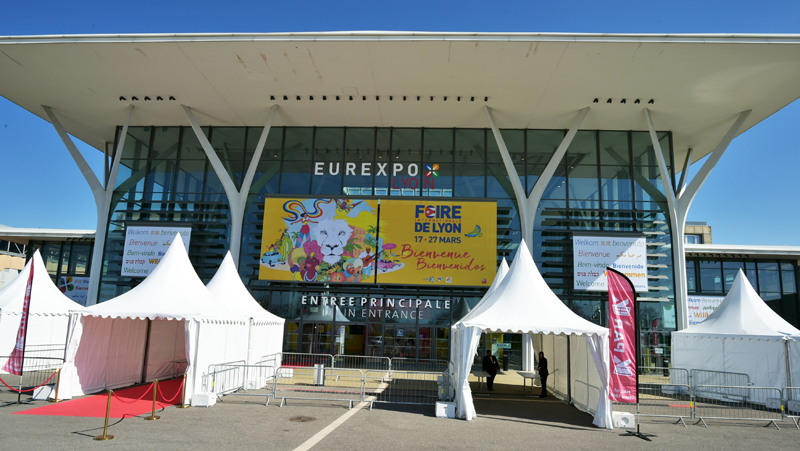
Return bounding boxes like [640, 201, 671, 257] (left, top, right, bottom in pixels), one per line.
[454, 258, 508, 324]
[460, 241, 607, 336]
[674, 270, 800, 338]
[72, 235, 244, 322]
[0, 250, 80, 315]
[206, 252, 284, 325]
[483, 258, 509, 299]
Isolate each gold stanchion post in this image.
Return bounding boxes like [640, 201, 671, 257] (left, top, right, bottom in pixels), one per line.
[48, 369, 62, 403]
[94, 390, 115, 441]
[144, 380, 161, 420]
[177, 374, 190, 408]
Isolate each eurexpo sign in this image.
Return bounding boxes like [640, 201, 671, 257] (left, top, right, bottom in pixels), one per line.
[314, 162, 420, 177]
[314, 162, 442, 190]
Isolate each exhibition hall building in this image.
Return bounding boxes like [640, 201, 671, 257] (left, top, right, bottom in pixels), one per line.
[2, 32, 800, 369]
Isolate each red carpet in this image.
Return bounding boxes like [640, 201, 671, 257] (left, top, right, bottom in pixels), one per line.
[14, 379, 184, 418]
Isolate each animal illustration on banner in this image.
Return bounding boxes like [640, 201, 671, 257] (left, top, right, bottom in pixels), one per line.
[259, 198, 389, 283]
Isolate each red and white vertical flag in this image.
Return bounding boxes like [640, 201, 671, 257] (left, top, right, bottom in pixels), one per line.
[607, 267, 637, 403]
[2, 263, 34, 375]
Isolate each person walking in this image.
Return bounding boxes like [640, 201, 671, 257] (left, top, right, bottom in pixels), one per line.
[482, 350, 500, 391]
[536, 351, 549, 398]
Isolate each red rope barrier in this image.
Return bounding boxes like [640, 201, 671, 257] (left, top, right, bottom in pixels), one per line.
[0, 371, 58, 393]
[156, 379, 185, 403]
[111, 383, 154, 404]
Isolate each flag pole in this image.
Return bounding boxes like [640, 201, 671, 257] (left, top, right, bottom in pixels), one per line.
[607, 267, 649, 441]
[634, 290, 641, 437]
[17, 263, 33, 405]
[1, 257, 35, 406]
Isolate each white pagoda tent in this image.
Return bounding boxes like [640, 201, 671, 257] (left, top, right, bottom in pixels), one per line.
[61, 235, 249, 402]
[672, 270, 800, 389]
[451, 241, 611, 428]
[0, 250, 81, 370]
[206, 252, 285, 365]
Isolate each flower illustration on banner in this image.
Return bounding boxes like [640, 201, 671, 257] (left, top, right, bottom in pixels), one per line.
[59, 276, 75, 293]
[425, 164, 439, 178]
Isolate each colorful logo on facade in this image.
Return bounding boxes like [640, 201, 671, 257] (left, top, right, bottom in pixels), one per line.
[425, 164, 439, 178]
[59, 276, 75, 294]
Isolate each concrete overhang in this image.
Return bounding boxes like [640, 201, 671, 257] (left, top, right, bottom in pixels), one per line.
[0, 226, 95, 242]
[685, 244, 800, 260]
[2, 31, 800, 166]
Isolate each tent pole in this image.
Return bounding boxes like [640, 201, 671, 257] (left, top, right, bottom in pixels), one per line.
[786, 339, 793, 400]
[567, 336, 571, 405]
[141, 319, 152, 384]
[246, 318, 253, 365]
[62, 314, 71, 363]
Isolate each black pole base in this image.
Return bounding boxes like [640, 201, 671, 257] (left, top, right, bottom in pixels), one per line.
[1, 399, 33, 407]
[623, 430, 652, 441]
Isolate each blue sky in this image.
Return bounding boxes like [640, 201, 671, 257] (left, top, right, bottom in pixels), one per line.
[1, 0, 799, 245]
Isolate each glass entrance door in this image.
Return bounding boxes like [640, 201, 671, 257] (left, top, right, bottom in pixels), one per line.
[301, 322, 333, 354]
[367, 323, 383, 356]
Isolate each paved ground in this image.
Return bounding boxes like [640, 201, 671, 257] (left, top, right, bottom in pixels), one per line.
[1, 373, 798, 451]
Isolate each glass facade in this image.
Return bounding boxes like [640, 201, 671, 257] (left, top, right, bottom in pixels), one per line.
[96, 125, 679, 364]
[687, 257, 800, 327]
[26, 240, 93, 285]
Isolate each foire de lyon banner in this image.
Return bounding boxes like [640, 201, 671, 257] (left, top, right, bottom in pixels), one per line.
[258, 198, 496, 287]
[607, 267, 638, 403]
[377, 199, 496, 287]
[2, 262, 34, 375]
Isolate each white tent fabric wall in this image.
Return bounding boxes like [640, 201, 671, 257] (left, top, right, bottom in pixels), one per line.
[144, 319, 186, 382]
[248, 318, 285, 379]
[192, 318, 249, 389]
[452, 323, 482, 420]
[672, 334, 789, 389]
[790, 339, 800, 387]
[70, 316, 149, 393]
[61, 235, 249, 402]
[448, 259, 509, 403]
[0, 250, 81, 370]
[206, 252, 285, 367]
[569, 334, 604, 416]
[672, 270, 800, 392]
[452, 241, 611, 428]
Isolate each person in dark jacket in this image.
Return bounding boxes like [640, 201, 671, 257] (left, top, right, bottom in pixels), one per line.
[482, 350, 500, 391]
[536, 351, 549, 397]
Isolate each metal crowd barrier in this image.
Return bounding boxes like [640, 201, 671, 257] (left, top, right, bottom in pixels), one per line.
[391, 358, 449, 372]
[333, 355, 390, 371]
[273, 367, 364, 409]
[690, 369, 750, 390]
[0, 355, 64, 392]
[613, 383, 693, 426]
[202, 353, 451, 410]
[254, 352, 447, 373]
[785, 387, 800, 429]
[694, 386, 784, 429]
[202, 360, 278, 404]
[20, 344, 66, 360]
[280, 352, 334, 368]
[637, 366, 690, 386]
[364, 370, 446, 409]
[204, 361, 246, 396]
[256, 353, 282, 369]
